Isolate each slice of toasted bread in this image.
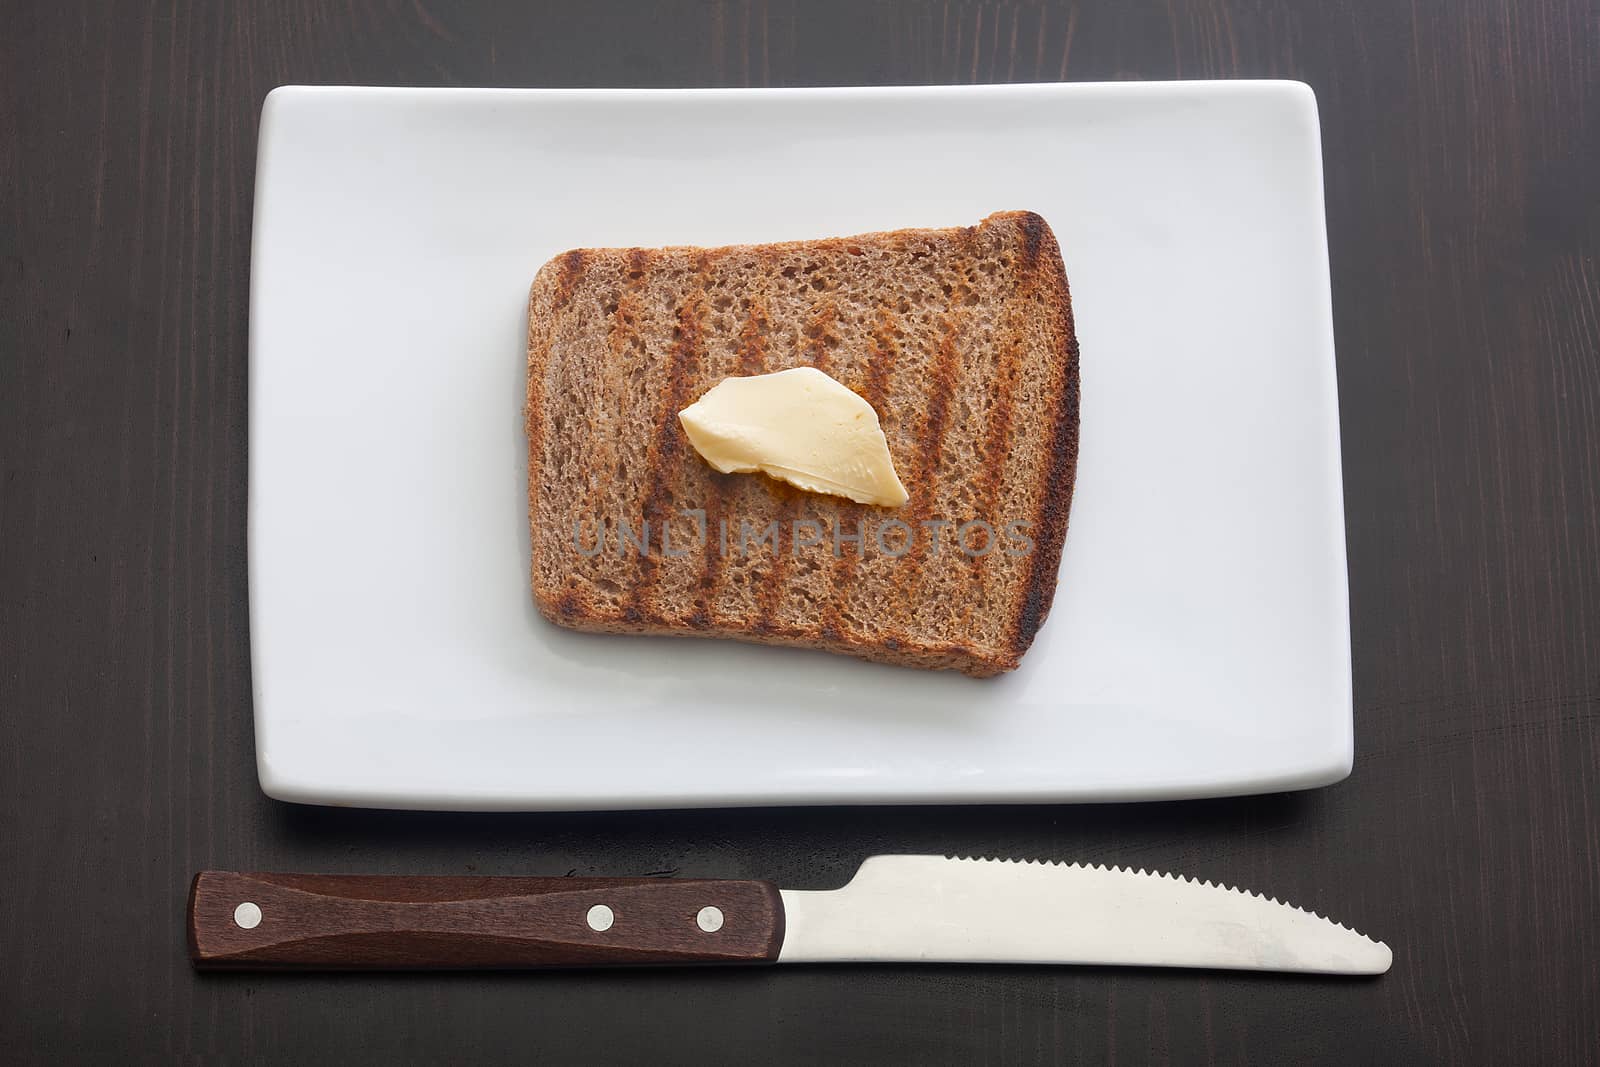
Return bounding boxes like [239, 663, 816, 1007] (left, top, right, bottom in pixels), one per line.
[525, 211, 1079, 677]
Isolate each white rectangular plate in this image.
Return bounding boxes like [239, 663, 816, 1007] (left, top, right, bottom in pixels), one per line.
[251, 82, 1350, 810]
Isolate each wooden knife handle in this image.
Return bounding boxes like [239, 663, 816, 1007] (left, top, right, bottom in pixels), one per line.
[188, 871, 786, 970]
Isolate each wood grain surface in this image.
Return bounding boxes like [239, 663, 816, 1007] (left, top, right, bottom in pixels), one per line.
[2, 0, 1597, 1063]
[188, 872, 786, 969]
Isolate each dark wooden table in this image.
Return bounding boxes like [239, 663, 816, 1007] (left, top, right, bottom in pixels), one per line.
[4, 2, 1598, 1062]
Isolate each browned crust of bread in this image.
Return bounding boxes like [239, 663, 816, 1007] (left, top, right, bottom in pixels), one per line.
[1008, 212, 1081, 661]
[525, 211, 1080, 677]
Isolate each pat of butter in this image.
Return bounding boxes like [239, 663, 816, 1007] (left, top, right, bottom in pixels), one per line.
[678, 367, 909, 507]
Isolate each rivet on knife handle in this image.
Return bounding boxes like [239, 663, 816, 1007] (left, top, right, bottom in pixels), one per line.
[187, 872, 786, 970]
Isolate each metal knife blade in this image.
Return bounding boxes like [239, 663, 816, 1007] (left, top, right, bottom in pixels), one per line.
[777, 855, 1391, 975]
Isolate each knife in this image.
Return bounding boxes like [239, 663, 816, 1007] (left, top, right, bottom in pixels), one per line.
[188, 856, 1391, 974]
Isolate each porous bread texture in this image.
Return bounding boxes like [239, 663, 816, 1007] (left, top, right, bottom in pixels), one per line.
[525, 211, 1080, 676]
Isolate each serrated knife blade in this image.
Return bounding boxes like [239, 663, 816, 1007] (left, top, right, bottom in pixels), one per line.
[778, 856, 1391, 975]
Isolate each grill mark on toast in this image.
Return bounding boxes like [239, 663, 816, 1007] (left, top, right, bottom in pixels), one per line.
[625, 265, 708, 624]
[821, 306, 901, 638]
[689, 264, 761, 630]
[800, 299, 838, 375]
[952, 219, 1029, 650]
[691, 492, 723, 629]
[550, 249, 586, 312]
[699, 292, 772, 629]
[904, 311, 962, 543]
[969, 226, 1036, 576]
[736, 294, 771, 376]
[1015, 211, 1048, 276]
[754, 297, 837, 630]
[973, 348, 1021, 555]
[858, 308, 899, 411]
[721, 280, 783, 635]
[572, 267, 650, 615]
[893, 306, 967, 633]
[750, 524, 790, 634]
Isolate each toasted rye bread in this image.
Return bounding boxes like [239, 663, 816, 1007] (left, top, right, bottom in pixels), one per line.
[525, 211, 1080, 677]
